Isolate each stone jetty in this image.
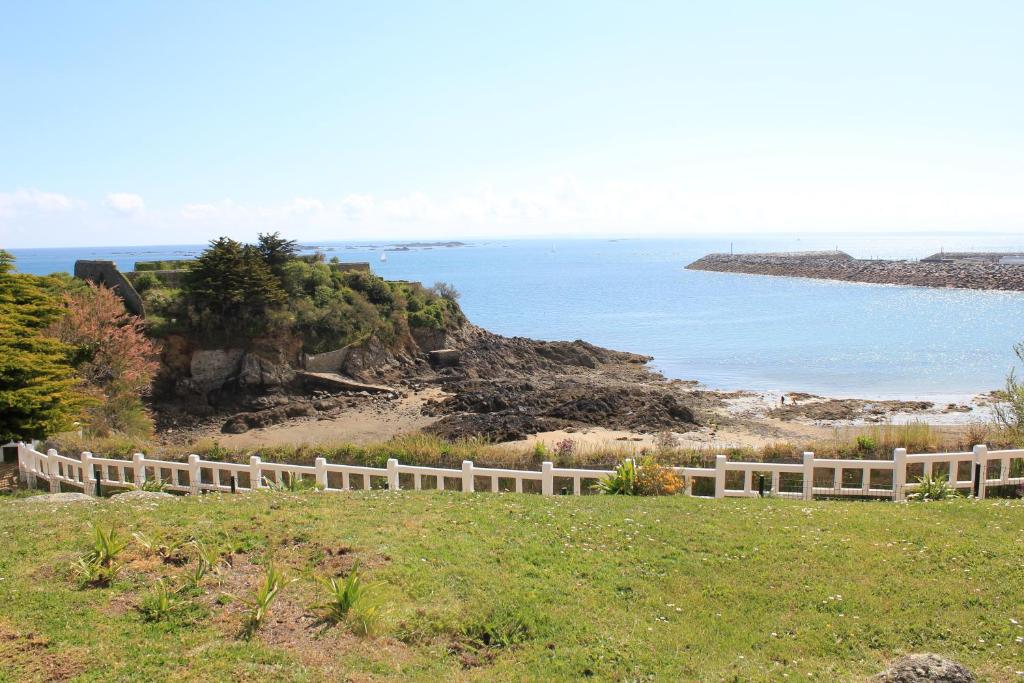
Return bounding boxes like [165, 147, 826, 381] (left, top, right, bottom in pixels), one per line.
[686, 251, 1024, 291]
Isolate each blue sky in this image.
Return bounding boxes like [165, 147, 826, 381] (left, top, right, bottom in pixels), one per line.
[1, 1, 1022, 247]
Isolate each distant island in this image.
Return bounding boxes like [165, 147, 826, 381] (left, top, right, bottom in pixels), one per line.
[686, 250, 1024, 291]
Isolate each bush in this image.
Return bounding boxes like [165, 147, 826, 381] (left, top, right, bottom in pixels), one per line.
[907, 473, 963, 502]
[635, 457, 685, 495]
[595, 459, 638, 495]
[596, 458, 683, 496]
[132, 272, 160, 294]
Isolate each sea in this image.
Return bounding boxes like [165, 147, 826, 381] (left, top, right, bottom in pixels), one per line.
[9, 233, 1024, 402]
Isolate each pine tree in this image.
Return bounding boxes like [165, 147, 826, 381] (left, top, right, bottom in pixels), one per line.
[183, 237, 287, 341]
[0, 250, 81, 441]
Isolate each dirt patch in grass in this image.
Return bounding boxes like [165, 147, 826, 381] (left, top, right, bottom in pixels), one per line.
[0, 622, 87, 682]
[206, 551, 416, 671]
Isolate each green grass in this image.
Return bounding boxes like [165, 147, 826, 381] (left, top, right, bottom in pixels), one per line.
[1, 491, 1022, 681]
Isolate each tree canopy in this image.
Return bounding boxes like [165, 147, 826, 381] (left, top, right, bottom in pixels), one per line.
[0, 251, 82, 441]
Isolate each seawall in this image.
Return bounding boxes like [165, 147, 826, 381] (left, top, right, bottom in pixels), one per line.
[685, 251, 1024, 291]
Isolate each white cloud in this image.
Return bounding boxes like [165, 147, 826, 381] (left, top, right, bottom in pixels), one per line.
[104, 192, 145, 215]
[0, 188, 76, 217]
[3, 173, 1024, 248]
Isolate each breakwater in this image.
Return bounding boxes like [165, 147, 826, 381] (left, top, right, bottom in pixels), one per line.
[686, 251, 1024, 291]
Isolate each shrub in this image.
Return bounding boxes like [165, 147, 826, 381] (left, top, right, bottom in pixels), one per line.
[907, 473, 963, 502]
[995, 343, 1024, 439]
[596, 458, 683, 496]
[554, 438, 576, 459]
[132, 272, 160, 294]
[855, 435, 877, 454]
[635, 458, 684, 496]
[45, 282, 159, 437]
[595, 459, 638, 495]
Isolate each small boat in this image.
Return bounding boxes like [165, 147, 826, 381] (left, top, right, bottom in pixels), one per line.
[380, 252, 387, 263]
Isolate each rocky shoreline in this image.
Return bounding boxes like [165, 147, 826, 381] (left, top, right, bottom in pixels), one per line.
[686, 251, 1024, 291]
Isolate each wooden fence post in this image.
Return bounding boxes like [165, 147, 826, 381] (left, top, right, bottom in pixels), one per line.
[47, 449, 60, 492]
[81, 452, 94, 495]
[188, 454, 201, 495]
[314, 457, 328, 490]
[972, 444, 988, 499]
[892, 448, 907, 502]
[249, 455, 263, 490]
[387, 458, 400, 491]
[462, 460, 474, 493]
[712, 455, 725, 498]
[802, 452, 814, 500]
[541, 461, 554, 496]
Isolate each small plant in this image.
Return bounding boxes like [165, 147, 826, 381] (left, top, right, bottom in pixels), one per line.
[139, 579, 178, 622]
[854, 435, 877, 454]
[139, 478, 168, 492]
[313, 563, 379, 635]
[73, 524, 129, 587]
[240, 563, 293, 638]
[262, 475, 317, 492]
[182, 540, 222, 591]
[907, 473, 963, 501]
[462, 604, 540, 650]
[531, 442, 549, 462]
[554, 438, 576, 460]
[594, 459, 637, 495]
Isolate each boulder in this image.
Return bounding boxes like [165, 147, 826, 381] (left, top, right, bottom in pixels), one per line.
[238, 353, 295, 389]
[111, 490, 176, 502]
[874, 654, 976, 683]
[18, 492, 96, 505]
[189, 349, 244, 393]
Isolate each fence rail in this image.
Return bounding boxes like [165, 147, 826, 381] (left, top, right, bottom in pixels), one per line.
[7, 442, 1024, 500]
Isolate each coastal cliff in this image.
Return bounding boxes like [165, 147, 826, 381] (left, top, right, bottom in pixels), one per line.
[686, 251, 1024, 291]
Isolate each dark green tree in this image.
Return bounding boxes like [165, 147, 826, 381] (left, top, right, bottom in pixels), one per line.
[256, 231, 299, 277]
[183, 237, 287, 340]
[0, 250, 82, 441]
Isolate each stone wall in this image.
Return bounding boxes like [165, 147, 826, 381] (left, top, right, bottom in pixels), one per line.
[73, 260, 146, 316]
[686, 252, 1024, 291]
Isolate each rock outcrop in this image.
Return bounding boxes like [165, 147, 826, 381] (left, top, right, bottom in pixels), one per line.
[687, 251, 1024, 291]
[873, 654, 976, 682]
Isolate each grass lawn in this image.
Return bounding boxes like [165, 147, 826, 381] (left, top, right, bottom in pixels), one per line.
[0, 490, 1022, 681]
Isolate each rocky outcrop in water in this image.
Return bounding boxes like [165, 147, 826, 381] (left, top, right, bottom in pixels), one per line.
[687, 251, 1024, 291]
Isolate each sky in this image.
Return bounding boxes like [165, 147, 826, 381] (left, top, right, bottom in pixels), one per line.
[1, 1, 1023, 248]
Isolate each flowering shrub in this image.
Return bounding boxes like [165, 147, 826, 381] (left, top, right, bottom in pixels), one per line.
[596, 457, 683, 496]
[635, 458, 684, 496]
[554, 438, 576, 459]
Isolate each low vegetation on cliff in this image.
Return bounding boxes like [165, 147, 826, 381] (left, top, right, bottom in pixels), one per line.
[0, 491, 1021, 680]
[138, 233, 463, 353]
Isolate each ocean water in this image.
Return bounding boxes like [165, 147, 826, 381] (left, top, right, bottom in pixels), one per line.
[9, 234, 1024, 400]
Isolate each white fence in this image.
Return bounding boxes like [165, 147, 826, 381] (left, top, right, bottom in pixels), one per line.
[6, 442, 1024, 501]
